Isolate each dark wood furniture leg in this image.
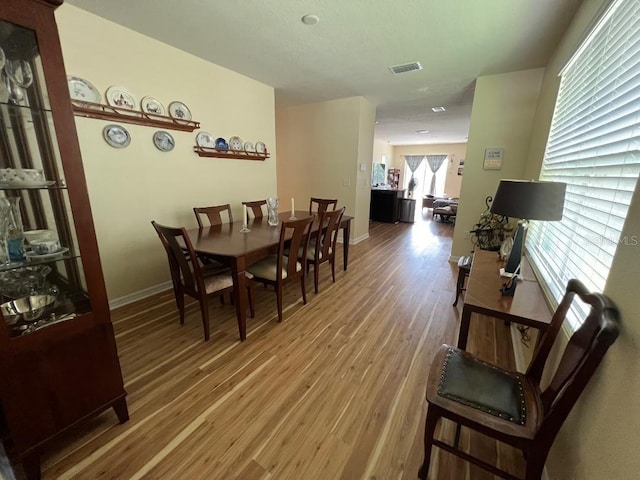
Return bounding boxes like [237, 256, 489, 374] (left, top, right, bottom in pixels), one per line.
[22, 453, 40, 480]
[342, 221, 351, 271]
[112, 397, 129, 423]
[457, 306, 472, 350]
[231, 260, 248, 341]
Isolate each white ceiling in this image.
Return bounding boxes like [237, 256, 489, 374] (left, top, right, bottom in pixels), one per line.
[66, 0, 582, 146]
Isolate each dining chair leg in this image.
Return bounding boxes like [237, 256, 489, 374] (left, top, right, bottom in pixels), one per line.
[247, 285, 255, 318]
[176, 293, 185, 325]
[331, 257, 336, 283]
[301, 274, 308, 305]
[314, 261, 320, 294]
[524, 446, 549, 480]
[199, 297, 211, 341]
[276, 283, 283, 322]
[418, 407, 439, 480]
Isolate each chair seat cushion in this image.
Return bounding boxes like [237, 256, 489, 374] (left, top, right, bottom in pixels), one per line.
[437, 347, 526, 425]
[247, 255, 301, 281]
[203, 274, 233, 294]
[306, 244, 331, 261]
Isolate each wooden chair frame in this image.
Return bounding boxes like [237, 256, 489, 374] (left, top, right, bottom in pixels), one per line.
[152, 221, 254, 341]
[306, 207, 345, 293]
[242, 200, 267, 222]
[419, 279, 620, 480]
[248, 216, 314, 323]
[309, 197, 337, 216]
[193, 204, 233, 227]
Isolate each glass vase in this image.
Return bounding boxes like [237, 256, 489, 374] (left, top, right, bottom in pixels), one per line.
[1, 197, 24, 262]
[267, 197, 279, 226]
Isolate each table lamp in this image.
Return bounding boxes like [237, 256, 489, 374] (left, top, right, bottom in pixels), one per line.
[490, 180, 566, 295]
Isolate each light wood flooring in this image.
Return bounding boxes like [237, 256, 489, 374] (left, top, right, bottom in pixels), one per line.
[35, 214, 524, 479]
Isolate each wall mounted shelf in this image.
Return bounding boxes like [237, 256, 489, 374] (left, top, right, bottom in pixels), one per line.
[193, 146, 270, 161]
[71, 100, 200, 132]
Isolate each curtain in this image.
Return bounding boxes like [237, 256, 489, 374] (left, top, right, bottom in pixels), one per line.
[403, 155, 425, 195]
[426, 155, 448, 195]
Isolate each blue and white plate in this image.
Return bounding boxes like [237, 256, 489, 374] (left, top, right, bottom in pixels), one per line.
[215, 137, 228, 152]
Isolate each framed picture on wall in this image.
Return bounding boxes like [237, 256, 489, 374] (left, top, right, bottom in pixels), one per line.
[483, 148, 504, 170]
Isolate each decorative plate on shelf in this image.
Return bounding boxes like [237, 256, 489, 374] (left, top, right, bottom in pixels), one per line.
[229, 136, 243, 151]
[103, 124, 131, 148]
[67, 76, 101, 103]
[25, 247, 69, 260]
[106, 85, 136, 109]
[140, 96, 165, 115]
[168, 101, 192, 120]
[196, 131, 216, 148]
[215, 137, 229, 152]
[243, 141, 255, 153]
[255, 141, 267, 154]
[153, 130, 175, 152]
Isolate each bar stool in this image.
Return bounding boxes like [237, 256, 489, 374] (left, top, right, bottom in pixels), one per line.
[453, 255, 472, 306]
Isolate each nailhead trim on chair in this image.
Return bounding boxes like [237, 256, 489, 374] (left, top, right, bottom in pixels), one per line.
[437, 348, 526, 425]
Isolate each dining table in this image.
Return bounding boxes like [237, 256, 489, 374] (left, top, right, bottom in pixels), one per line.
[185, 210, 353, 341]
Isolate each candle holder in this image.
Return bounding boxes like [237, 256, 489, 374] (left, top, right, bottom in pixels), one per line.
[289, 213, 297, 220]
[240, 224, 250, 233]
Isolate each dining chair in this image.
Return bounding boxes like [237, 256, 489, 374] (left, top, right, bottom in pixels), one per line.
[246, 215, 315, 323]
[306, 206, 345, 293]
[418, 279, 620, 480]
[151, 221, 254, 341]
[309, 197, 337, 216]
[242, 200, 267, 222]
[193, 204, 233, 227]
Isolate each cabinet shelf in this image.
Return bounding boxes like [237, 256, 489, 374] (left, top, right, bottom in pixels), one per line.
[193, 146, 270, 161]
[71, 100, 200, 132]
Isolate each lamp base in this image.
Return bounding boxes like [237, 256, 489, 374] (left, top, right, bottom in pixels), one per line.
[500, 275, 519, 296]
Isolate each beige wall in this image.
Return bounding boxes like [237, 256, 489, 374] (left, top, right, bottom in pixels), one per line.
[372, 139, 394, 169]
[276, 97, 376, 243]
[393, 143, 467, 198]
[56, 5, 277, 303]
[523, 0, 640, 478]
[451, 68, 544, 259]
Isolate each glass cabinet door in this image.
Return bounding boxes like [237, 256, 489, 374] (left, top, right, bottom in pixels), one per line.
[0, 19, 90, 338]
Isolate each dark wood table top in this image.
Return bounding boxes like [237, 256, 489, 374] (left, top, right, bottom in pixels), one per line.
[186, 210, 353, 261]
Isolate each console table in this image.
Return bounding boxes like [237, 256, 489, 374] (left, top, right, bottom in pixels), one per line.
[457, 250, 552, 350]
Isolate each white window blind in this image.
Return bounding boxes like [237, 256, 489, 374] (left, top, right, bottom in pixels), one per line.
[527, 0, 640, 330]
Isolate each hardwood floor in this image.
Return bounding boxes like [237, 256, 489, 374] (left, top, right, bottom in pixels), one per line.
[35, 214, 524, 479]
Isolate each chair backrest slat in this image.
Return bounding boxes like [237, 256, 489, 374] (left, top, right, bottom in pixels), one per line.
[194, 204, 233, 228]
[279, 216, 314, 277]
[309, 197, 338, 216]
[316, 207, 345, 259]
[151, 221, 201, 294]
[242, 200, 267, 221]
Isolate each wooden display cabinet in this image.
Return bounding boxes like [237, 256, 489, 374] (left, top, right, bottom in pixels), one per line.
[0, 2, 128, 478]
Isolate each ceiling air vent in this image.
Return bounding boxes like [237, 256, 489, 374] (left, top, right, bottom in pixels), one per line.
[388, 62, 422, 75]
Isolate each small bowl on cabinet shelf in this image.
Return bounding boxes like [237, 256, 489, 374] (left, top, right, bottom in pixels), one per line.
[1, 294, 56, 325]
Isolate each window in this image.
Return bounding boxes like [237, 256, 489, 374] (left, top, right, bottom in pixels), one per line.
[527, 0, 640, 330]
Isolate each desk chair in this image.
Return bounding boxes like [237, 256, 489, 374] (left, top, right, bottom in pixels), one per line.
[419, 279, 620, 480]
[309, 197, 337, 216]
[152, 221, 254, 341]
[193, 204, 233, 227]
[247, 216, 314, 323]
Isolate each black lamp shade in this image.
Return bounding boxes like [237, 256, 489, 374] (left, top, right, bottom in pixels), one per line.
[490, 180, 566, 220]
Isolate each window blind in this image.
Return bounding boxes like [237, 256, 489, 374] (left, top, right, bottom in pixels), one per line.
[527, 0, 640, 330]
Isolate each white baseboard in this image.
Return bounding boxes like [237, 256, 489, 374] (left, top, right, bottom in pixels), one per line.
[337, 232, 369, 245]
[109, 280, 172, 310]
